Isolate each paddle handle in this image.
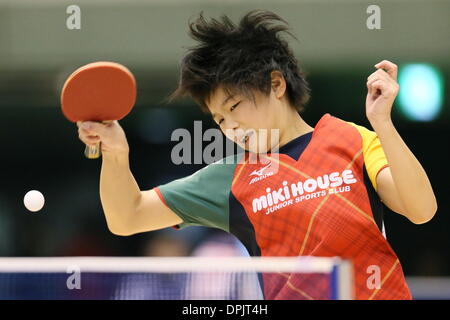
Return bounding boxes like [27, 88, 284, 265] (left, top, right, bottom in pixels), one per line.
[83, 120, 113, 159]
[84, 143, 102, 159]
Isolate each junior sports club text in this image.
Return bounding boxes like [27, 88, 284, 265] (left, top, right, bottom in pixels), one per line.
[252, 169, 357, 215]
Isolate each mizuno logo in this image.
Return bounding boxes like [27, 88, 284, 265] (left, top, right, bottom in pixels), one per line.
[249, 162, 272, 177]
[249, 162, 274, 185]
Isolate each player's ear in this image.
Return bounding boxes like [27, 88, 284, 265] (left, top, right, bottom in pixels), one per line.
[270, 71, 286, 99]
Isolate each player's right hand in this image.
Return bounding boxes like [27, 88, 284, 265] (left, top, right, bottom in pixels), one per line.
[77, 120, 129, 156]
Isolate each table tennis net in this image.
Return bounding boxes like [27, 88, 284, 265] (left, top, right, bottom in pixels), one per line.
[0, 257, 353, 300]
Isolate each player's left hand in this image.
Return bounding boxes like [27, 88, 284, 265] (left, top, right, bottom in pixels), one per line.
[365, 60, 399, 123]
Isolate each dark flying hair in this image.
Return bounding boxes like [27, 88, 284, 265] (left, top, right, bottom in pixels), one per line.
[169, 9, 310, 113]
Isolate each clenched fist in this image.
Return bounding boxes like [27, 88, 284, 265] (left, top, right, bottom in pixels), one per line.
[77, 120, 129, 157]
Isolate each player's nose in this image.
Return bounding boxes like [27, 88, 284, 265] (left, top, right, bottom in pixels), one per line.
[224, 118, 239, 131]
[222, 120, 241, 143]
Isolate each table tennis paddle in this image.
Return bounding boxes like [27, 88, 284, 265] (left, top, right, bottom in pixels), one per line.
[61, 61, 136, 159]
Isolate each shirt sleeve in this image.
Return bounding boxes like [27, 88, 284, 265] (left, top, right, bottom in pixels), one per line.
[152, 155, 239, 231]
[346, 122, 389, 192]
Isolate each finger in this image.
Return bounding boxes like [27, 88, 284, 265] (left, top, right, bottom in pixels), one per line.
[79, 134, 101, 146]
[78, 127, 100, 139]
[366, 79, 379, 96]
[80, 121, 110, 137]
[367, 81, 374, 97]
[367, 69, 391, 82]
[367, 77, 386, 88]
[78, 127, 101, 139]
[78, 129, 100, 140]
[369, 79, 388, 96]
[374, 60, 398, 81]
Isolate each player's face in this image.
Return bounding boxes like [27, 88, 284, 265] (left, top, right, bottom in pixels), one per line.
[207, 86, 281, 153]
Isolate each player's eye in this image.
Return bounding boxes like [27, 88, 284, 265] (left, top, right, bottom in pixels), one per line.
[218, 119, 224, 125]
[230, 102, 240, 112]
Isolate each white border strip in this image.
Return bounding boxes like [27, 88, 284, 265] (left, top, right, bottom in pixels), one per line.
[0, 0, 443, 5]
[0, 257, 343, 273]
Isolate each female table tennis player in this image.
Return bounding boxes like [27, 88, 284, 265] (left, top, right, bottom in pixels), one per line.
[77, 10, 437, 300]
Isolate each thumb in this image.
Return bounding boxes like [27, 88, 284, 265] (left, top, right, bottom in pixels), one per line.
[80, 121, 109, 137]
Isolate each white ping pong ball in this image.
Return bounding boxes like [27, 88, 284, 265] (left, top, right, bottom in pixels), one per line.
[24, 190, 45, 212]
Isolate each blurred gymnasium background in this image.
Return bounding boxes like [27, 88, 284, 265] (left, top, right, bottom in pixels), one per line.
[0, 0, 448, 299]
